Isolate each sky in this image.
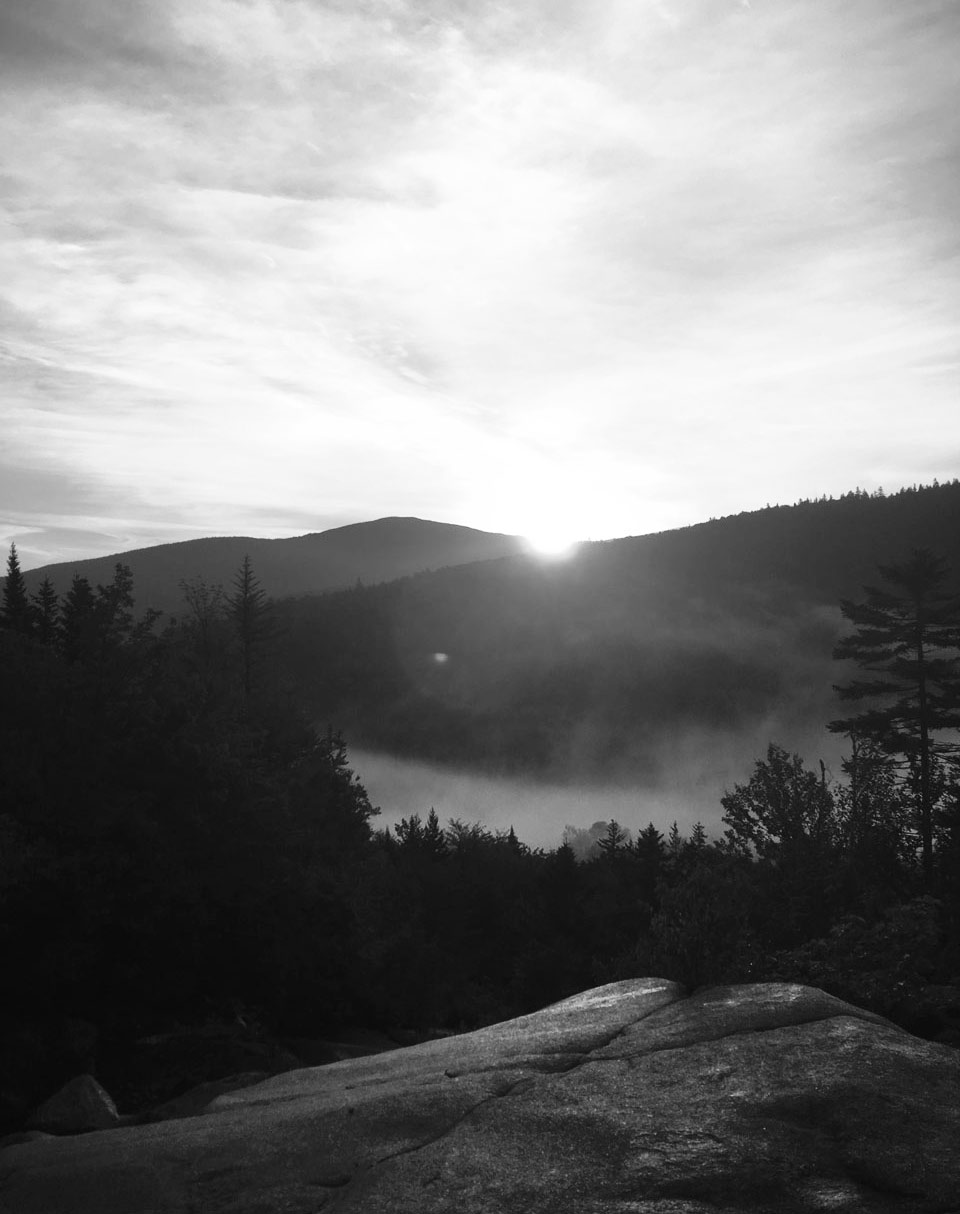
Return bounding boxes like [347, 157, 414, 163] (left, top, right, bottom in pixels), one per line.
[2, 0, 959, 570]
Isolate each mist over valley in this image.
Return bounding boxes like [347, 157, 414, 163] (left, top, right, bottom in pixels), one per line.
[17, 481, 960, 844]
[272, 485, 960, 838]
[349, 722, 847, 851]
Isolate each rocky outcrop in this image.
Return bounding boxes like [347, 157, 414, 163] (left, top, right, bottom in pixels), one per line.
[2, 980, 959, 1213]
[25, 1074, 119, 1135]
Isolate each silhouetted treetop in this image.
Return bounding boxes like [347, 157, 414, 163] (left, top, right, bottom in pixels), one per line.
[830, 549, 960, 882]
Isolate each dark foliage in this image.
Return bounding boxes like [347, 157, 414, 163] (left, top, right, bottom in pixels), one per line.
[829, 549, 960, 881]
[2, 530, 960, 1133]
[0, 559, 379, 1125]
[1, 543, 31, 635]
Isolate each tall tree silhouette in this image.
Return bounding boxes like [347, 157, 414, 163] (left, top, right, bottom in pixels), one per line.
[597, 819, 628, 857]
[228, 555, 272, 697]
[31, 577, 59, 645]
[58, 574, 97, 662]
[829, 549, 960, 882]
[1, 543, 31, 635]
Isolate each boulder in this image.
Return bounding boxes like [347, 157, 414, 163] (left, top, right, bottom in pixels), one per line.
[2, 979, 959, 1213]
[25, 1074, 119, 1135]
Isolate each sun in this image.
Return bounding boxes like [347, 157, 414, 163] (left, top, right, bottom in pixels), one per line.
[522, 528, 581, 559]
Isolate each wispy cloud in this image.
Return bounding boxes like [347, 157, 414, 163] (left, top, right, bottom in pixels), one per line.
[2, 0, 958, 565]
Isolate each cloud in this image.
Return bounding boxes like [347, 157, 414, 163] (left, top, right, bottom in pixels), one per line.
[2, 0, 959, 562]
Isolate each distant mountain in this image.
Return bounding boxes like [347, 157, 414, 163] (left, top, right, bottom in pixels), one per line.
[19, 518, 526, 618]
[273, 483, 960, 783]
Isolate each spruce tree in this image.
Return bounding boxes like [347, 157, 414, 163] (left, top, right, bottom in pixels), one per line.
[58, 574, 97, 662]
[423, 807, 448, 858]
[597, 819, 627, 857]
[634, 821, 666, 897]
[829, 549, 960, 882]
[1, 543, 31, 635]
[94, 563, 137, 647]
[31, 577, 59, 645]
[690, 821, 708, 850]
[227, 555, 272, 698]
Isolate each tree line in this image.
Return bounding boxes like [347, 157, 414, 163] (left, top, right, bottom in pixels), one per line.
[1, 541, 959, 1127]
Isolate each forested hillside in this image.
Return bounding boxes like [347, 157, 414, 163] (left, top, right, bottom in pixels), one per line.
[275, 482, 960, 778]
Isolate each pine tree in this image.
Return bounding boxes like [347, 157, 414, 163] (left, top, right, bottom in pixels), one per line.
[58, 574, 97, 661]
[423, 807, 449, 858]
[94, 563, 137, 648]
[829, 549, 960, 882]
[597, 819, 627, 857]
[633, 822, 665, 898]
[690, 821, 708, 850]
[227, 555, 272, 697]
[395, 813, 425, 848]
[31, 577, 59, 645]
[1, 543, 31, 635]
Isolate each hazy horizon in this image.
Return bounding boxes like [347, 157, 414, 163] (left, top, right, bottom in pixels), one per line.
[9, 480, 949, 573]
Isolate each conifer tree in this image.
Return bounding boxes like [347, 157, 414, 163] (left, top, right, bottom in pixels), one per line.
[31, 577, 59, 645]
[1, 543, 31, 635]
[634, 821, 665, 859]
[423, 807, 448, 858]
[633, 822, 666, 898]
[227, 555, 271, 697]
[829, 549, 960, 882]
[58, 574, 97, 661]
[94, 563, 137, 648]
[597, 819, 627, 857]
[690, 821, 708, 850]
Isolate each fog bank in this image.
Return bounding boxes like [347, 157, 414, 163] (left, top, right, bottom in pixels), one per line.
[350, 720, 845, 850]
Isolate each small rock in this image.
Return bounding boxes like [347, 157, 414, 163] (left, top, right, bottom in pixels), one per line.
[27, 1074, 119, 1135]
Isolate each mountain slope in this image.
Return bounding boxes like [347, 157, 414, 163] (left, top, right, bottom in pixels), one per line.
[275, 483, 960, 782]
[19, 517, 525, 617]
[12, 484, 960, 791]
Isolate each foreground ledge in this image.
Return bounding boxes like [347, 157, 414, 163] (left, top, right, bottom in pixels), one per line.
[2, 979, 959, 1213]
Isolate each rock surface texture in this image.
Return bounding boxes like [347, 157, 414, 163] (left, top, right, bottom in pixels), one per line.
[2, 980, 959, 1213]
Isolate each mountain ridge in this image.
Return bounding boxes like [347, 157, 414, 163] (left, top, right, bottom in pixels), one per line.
[16, 481, 960, 616]
[17, 516, 526, 617]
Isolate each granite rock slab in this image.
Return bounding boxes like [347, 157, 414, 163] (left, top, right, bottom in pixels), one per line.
[2, 979, 959, 1214]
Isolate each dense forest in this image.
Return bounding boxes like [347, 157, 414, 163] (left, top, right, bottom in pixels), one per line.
[2, 504, 960, 1131]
